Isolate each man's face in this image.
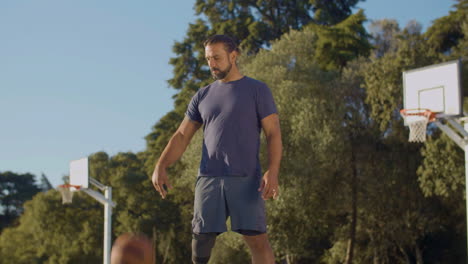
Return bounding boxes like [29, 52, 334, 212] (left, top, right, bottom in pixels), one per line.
[205, 43, 234, 80]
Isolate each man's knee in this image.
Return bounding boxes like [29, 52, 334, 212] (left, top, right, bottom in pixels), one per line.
[243, 233, 270, 252]
[192, 233, 217, 264]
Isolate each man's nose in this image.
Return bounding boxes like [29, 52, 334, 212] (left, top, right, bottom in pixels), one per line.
[208, 59, 217, 68]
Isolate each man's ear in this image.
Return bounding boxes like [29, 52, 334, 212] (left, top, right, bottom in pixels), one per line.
[230, 51, 238, 64]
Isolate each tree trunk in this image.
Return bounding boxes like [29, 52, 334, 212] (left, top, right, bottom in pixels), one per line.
[286, 253, 295, 264]
[344, 150, 358, 264]
[398, 246, 411, 264]
[152, 227, 157, 264]
[373, 246, 380, 264]
[415, 243, 423, 264]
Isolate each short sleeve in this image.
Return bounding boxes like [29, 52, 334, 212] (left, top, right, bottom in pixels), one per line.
[256, 83, 278, 120]
[186, 90, 203, 123]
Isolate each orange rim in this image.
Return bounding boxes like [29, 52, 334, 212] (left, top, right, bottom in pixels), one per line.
[400, 109, 436, 122]
[58, 184, 81, 190]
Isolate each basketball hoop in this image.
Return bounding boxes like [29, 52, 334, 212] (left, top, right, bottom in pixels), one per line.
[57, 184, 81, 204]
[400, 109, 435, 143]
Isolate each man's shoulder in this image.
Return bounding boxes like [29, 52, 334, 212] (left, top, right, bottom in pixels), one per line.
[195, 82, 214, 97]
[200, 82, 213, 91]
[243, 76, 266, 87]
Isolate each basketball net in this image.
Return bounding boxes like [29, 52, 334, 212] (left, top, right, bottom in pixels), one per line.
[58, 184, 80, 204]
[400, 109, 434, 143]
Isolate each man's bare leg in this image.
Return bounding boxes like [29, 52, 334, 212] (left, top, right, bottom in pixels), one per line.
[243, 233, 275, 264]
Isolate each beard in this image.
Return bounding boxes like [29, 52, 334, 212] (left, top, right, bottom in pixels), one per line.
[210, 62, 232, 80]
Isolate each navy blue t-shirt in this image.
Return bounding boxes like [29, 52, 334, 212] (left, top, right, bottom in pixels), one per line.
[186, 76, 278, 178]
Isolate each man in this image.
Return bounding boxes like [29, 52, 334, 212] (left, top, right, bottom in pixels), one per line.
[152, 34, 282, 264]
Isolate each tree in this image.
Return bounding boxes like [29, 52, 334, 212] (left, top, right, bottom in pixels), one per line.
[0, 171, 41, 231]
[0, 190, 102, 264]
[0, 151, 191, 264]
[89, 151, 191, 264]
[424, 0, 468, 54]
[143, 0, 366, 178]
[368, 19, 400, 58]
[232, 26, 348, 263]
[141, 4, 369, 262]
[349, 17, 467, 263]
[400, 0, 468, 225]
[39, 173, 54, 191]
[311, 10, 371, 70]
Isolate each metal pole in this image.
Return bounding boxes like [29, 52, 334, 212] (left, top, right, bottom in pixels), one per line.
[464, 144, 468, 264]
[433, 118, 468, 261]
[104, 187, 112, 264]
[463, 120, 468, 261]
[463, 122, 468, 263]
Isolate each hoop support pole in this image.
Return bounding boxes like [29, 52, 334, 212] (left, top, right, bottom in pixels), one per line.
[464, 121, 468, 263]
[434, 118, 468, 262]
[104, 187, 112, 264]
[90, 177, 107, 191]
[81, 188, 116, 207]
[433, 121, 465, 149]
[79, 177, 115, 264]
[448, 119, 468, 138]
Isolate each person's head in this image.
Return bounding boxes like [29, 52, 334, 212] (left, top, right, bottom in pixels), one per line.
[204, 35, 240, 80]
[111, 233, 154, 264]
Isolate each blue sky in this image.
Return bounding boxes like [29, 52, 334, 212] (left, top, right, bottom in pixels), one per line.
[0, 0, 456, 187]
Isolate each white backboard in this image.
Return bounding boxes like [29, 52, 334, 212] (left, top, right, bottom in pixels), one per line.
[70, 157, 89, 188]
[403, 60, 462, 116]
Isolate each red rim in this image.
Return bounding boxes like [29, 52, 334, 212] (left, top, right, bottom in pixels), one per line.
[58, 184, 81, 190]
[400, 109, 436, 122]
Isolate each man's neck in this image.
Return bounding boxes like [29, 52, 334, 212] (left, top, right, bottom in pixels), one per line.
[219, 69, 244, 83]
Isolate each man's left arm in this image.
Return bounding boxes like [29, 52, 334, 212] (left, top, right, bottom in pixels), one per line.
[259, 113, 283, 200]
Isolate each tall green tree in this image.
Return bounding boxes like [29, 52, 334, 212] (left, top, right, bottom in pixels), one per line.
[311, 10, 371, 70]
[348, 17, 467, 263]
[241, 28, 346, 263]
[143, 0, 366, 177]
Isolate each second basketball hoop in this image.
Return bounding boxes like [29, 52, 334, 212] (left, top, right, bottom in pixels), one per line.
[57, 184, 81, 204]
[400, 109, 435, 143]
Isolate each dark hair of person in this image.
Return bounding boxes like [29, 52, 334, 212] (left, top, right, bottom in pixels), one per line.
[204, 35, 241, 54]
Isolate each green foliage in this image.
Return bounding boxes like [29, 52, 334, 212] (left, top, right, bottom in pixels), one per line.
[312, 0, 363, 25]
[364, 29, 438, 132]
[88, 151, 191, 263]
[240, 27, 348, 262]
[0, 151, 191, 264]
[425, 0, 468, 53]
[312, 10, 371, 70]
[368, 19, 400, 57]
[0, 191, 102, 264]
[418, 133, 465, 198]
[209, 232, 250, 264]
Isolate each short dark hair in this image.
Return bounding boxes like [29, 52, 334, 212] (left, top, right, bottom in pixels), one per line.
[204, 35, 240, 54]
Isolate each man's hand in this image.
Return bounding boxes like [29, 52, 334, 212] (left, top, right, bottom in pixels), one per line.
[258, 170, 279, 200]
[152, 165, 173, 199]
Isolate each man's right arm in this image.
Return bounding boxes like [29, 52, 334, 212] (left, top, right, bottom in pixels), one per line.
[152, 117, 202, 198]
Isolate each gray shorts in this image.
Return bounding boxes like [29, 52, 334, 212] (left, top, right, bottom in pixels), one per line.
[192, 176, 267, 235]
